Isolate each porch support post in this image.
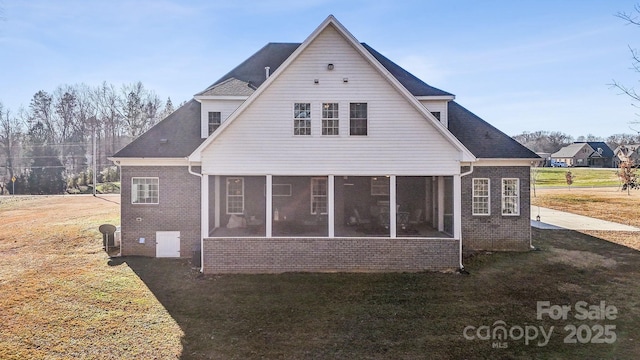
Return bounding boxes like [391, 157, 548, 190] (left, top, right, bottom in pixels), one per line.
[438, 176, 445, 232]
[266, 175, 273, 237]
[214, 176, 220, 228]
[201, 174, 209, 238]
[328, 175, 335, 237]
[390, 175, 397, 238]
[453, 174, 462, 239]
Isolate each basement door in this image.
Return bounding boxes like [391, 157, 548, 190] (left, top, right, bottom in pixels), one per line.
[156, 231, 180, 258]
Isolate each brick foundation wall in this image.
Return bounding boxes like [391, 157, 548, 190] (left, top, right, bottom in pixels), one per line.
[202, 237, 459, 274]
[461, 166, 531, 251]
[120, 166, 201, 257]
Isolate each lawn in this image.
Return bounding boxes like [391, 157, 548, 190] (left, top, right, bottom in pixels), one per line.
[1, 195, 639, 359]
[532, 167, 620, 188]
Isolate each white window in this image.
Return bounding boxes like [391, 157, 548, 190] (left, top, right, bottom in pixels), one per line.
[226, 178, 244, 214]
[132, 177, 159, 204]
[311, 177, 328, 215]
[208, 111, 221, 135]
[349, 103, 367, 136]
[371, 176, 389, 196]
[322, 103, 339, 135]
[501, 178, 520, 216]
[472, 178, 490, 215]
[294, 103, 311, 135]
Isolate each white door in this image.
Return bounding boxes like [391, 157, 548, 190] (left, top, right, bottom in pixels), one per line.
[156, 231, 180, 257]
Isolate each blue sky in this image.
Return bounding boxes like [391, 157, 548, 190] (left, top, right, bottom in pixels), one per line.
[1, 0, 639, 138]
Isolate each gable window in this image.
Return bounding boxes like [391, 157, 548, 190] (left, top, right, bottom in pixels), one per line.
[132, 177, 159, 204]
[226, 178, 244, 214]
[472, 178, 490, 215]
[431, 111, 441, 121]
[349, 103, 367, 136]
[501, 178, 520, 216]
[311, 177, 328, 215]
[294, 103, 311, 135]
[322, 103, 339, 135]
[208, 112, 221, 135]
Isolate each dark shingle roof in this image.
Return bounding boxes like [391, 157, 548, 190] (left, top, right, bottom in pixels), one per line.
[361, 43, 453, 97]
[448, 101, 539, 159]
[585, 142, 614, 158]
[112, 99, 204, 158]
[199, 43, 301, 93]
[114, 42, 536, 160]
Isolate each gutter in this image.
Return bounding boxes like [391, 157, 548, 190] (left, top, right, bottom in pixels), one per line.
[187, 160, 205, 273]
[458, 162, 474, 273]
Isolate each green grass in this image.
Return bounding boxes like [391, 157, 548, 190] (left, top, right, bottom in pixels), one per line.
[532, 167, 620, 187]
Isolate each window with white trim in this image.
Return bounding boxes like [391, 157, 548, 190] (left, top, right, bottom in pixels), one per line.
[501, 178, 520, 216]
[294, 103, 311, 135]
[132, 177, 159, 204]
[472, 178, 490, 215]
[322, 103, 339, 135]
[311, 177, 328, 215]
[226, 177, 244, 214]
[208, 112, 221, 135]
[349, 103, 367, 136]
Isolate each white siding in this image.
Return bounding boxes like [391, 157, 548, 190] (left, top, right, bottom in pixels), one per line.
[420, 100, 449, 128]
[201, 25, 462, 176]
[200, 99, 245, 138]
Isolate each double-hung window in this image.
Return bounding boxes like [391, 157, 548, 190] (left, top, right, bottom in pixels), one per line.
[349, 103, 367, 136]
[208, 111, 221, 135]
[310, 177, 328, 215]
[322, 103, 339, 135]
[132, 177, 159, 204]
[501, 178, 520, 216]
[294, 103, 311, 135]
[226, 178, 244, 214]
[472, 178, 490, 215]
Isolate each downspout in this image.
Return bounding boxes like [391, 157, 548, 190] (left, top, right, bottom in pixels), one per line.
[458, 162, 474, 273]
[187, 160, 205, 273]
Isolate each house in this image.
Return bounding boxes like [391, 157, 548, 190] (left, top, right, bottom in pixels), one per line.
[551, 142, 613, 168]
[110, 16, 539, 274]
[613, 144, 640, 167]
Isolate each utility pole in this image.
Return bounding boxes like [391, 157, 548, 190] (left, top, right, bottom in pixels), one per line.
[92, 116, 97, 196]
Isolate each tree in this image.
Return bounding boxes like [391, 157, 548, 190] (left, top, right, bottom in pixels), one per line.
[617, 158, 638, 194]
[119, 82, 161, 137]
[0, 102, 23, 181]
[512, 130, 574, 153]
[612, 4, 640, 130]
[25, 121, 65, 194]
[161, 97, 175, 119]
[28, 90, 55, 143]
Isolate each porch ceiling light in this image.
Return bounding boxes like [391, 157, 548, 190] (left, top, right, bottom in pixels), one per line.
[327, 63, 334, 70]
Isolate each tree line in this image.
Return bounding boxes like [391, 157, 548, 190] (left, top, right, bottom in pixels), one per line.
[0, 82, 177, 194]
[511, 130, 640, 154]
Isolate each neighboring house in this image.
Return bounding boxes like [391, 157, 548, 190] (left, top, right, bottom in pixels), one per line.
[551, 142, 613, 168]
[110, 16, 539, 274]
[613, 144, 640, 167]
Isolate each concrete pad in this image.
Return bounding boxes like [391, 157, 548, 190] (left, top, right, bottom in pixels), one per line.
[531, 206, 640, 231]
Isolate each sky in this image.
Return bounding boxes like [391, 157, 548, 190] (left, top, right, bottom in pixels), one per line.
[1, 0, 640, 138]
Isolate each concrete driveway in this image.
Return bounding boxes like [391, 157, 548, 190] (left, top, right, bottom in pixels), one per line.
[530, 206, 640, 231]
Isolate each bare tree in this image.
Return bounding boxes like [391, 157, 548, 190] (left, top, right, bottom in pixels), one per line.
[119, 82, 161, 137]
[0, 102, 24, 181]
[612, 4, 640, 131]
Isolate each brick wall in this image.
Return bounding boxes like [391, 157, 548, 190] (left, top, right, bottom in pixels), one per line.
[202, 237, 459, 274]
[461, 166, 531, 251]
[120, 166, 201, 257]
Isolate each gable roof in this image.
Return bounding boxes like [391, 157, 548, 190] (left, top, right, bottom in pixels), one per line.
[112, 15, 536, 162]
[585, 142, 614, 158]
[195, 43, 452, 98]
[447, 101, 538, 159]
[551, 143, 592, 158]
[189, 15, 475, 162]
[112, 99, 204, 158]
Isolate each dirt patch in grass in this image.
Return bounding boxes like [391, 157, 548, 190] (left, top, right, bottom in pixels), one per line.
[1, 195, 639, 359]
